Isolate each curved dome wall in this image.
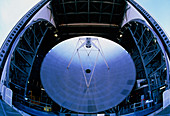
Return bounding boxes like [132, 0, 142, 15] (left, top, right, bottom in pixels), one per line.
[0, 0, 169, 115]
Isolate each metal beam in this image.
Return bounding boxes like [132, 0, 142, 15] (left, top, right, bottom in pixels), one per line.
[11, 62, 27, 75]
[145, 49, 161, 66]
[128, 27, 152, 99]
[88, 0, 90, 23]
[17, 47, 34, 55]
[57, 12, 121, 16]
[75, 0, 77, 12]
[148, 63, 165, 76]
[137, 28, 146, 44]
[62, 0, 67, 23]
[142, 36, 154, 53]
[23, 35, 35, 53]
[0, 0, 50, 77]
[110, 0, 115, 23]
[99, 0, 103, 23]
[24, 27, 49, 96]
[16, 49, 31, 66]
[127, 0, 170, 58]
[59, 1, 122, 6]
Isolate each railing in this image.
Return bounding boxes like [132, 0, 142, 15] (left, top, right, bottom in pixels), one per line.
[120, 100, 154, 114]
[13, 93, 52, 112]
[130, 100, 153, 111]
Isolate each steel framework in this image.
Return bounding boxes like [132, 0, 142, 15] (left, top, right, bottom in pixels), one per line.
[0, 0, 169, 115]
[119, 19, 168, 107]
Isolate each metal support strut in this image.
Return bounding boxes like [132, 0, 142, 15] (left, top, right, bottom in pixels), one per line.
[67, 37, 109, 88]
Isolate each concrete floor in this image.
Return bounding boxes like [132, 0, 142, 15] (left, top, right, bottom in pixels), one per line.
[156, 105, 170, 116]
[0, 100, 22, 116]
[0, 99, 169, 116]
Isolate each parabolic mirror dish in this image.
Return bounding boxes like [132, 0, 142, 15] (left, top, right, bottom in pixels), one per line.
[40, 36, 136, 113]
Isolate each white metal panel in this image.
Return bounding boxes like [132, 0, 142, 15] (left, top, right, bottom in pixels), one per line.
[122, 2, 150, 27]
[5, 88, 13, 107]
[1, 85, 6, 101]
[0, 55, 10, 93]
[26, 1, 56, 27]
[163, 89, 170, 109]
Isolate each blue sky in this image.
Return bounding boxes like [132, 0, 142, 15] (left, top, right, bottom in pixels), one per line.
[0, 0, 169, 47]
[136, 0, 170, 36]
[0, 0, 40, 46]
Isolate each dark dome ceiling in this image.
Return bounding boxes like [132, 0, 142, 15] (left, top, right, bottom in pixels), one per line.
[50, 0, 127, 39]
[51, 0, 127, 25]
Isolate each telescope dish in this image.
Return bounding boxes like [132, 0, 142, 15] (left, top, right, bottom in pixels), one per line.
[40, 36, 136, 113]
